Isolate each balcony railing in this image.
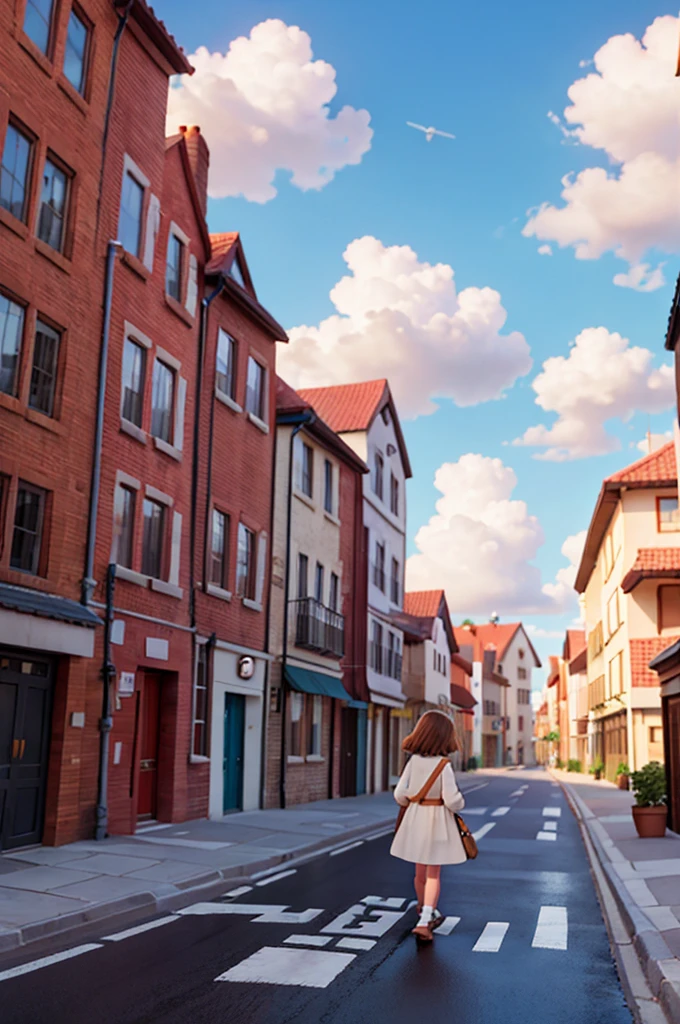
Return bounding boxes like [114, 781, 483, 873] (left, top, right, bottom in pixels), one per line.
[293, 597, 344, 658]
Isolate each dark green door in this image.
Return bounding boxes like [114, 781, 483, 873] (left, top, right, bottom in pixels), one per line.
[223, 693, 245, 813]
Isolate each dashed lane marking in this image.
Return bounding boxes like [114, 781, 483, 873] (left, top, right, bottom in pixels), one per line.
[0, 944, 102, 983]
[472, 922, 509, 953]
[543, 807, 561, 818]
[215, 947, 356, 987]
[472, 822, 496, 841]
[436, 916, 461, 935]
[536, 832, 557, 841]
[492, 807, 510, 817]
[224, 885, 253, 898]
[460, 807, 487, 815]
[543, 822, 557, 832]
[101, 916, 179, 942]
[330, 841, 365, 857]
[256, 870, 297, 887]
[532, 906, 568, 950]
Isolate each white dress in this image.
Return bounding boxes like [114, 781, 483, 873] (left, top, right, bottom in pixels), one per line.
[390, 755, 467, 866]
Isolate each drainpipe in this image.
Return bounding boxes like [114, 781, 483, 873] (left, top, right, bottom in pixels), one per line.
[259, 406, 279, 809]
[278, 411, 315, 809]
[95, 564, 116, 840]
[82, 240, 121, 606]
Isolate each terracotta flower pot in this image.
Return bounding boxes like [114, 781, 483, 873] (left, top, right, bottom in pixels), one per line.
[617, 774, 629, 790]
[632, 805, 668, 839]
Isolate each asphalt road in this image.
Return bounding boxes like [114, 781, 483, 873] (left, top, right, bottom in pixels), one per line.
[0, 769, 633, 1024]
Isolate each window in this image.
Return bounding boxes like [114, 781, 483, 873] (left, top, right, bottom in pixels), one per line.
[29, 319, 60, 416]
[433, 647, 437, 671]
[329, 572, 339, 612]
[192, 644, 208, 757]
[141, 498, 165, 579]
[289, 691, 304, 758]
[301, 442, 313, 498]
[390, 557, 399, 604]
[10, 483, 45, 574]
[236, 523, 256, 600]
[649, 726, 662, 745]
[297, 553, 308, 599]
[518, 649, 525, 660]
[0, 293, 25, 396]
[165, 233, 184, 301]
[121, 338, 145, 427]
[607, 590, 621, 639]
[390, 473, 399, 516]
[314, 562, 324, 604]
[1, 124, 32, 222]
[518, 667, 527, 681]
[518, 715, 524, 732]
[210, 510, 229, 590]
[389, 632, 396, 677]
[374, 542, 385, 591]
[245, 356, 265, 421]
[659, 585, 680, 631]
[63, 9, 89, 94]
[151, 360, 174, 442]
[118, 171, 144, 257]
[371, 621, 383, 673]
[324, 459, 333, 514]
[373, 451, 384, 501]
[216, 330, 236, 399]
[608, 651, 623, 699]
[603, 533, 615, 578]
[658, 497, 680, 533]
[37, 158, 69, 252]
[23, 0, 54, 53]
[114, 485, 135, 568]
[308, 695, 322, 757]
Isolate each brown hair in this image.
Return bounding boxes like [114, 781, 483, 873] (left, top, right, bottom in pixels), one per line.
[402, 711, 458, 757]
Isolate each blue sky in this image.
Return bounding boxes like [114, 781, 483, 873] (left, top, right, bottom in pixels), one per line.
[161, 0, 679, 683]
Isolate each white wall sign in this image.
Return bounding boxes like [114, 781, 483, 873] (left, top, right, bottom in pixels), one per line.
[119, 671, 135, 695]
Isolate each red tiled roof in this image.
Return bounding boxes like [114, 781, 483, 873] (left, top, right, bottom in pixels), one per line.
[275, 378, 367, 475]
[622, 548, 680, 592]
[631, 636, 680, 687]
[450, 682, 476, 710]
[404, 590, 445, 619]
[452, 622, 541, 667]
[451, 652, 473, 677]
[547, 654, 560, 687]
[297, 380, 389, 433]
[206, 232, 239, 275]
[206, 233, 287, 342]
[607, 442, 676, 485]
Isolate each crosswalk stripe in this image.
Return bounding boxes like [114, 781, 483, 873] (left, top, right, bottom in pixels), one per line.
[536, 831, 557, 841]
[284, 935, 333, 948]
[542, 807, 561, 817]
[336, 937, 377, 951]
[436, 916, 460, 935]
[472, 922, 509, 952]
[532, 906, 568, 949]
[472, 822, 496, 841]
[492, 807, 510, 817]
[543, 821, 557, 831]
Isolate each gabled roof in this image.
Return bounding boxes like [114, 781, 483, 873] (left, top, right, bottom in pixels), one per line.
[451, 651, 473, 677]
[621, 547, 680, 593]
[401, 590, 457, 653]
[206, 233, 288, 343]
[547, 655, 560, 688]
[563, 629, 585, 663]
[297, 380, 413, 479]
[117, 0, 193, 75]
[575, 442, 677, 593]
[164, 133, 211, 259]
[452, 622, 541, 667]
[275, 378, 368, 475]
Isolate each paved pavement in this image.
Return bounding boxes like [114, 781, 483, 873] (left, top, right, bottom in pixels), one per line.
[0, 770, 634, 1024]
[552, 768, 680, 1023]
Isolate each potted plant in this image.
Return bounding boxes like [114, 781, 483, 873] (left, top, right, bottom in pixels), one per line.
[589, 758, 604, 781]
[616, 762, 630, 790]
[630, 762, 667, 838]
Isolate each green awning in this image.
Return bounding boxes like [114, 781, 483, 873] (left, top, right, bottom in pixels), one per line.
[284, 665, 352, 701]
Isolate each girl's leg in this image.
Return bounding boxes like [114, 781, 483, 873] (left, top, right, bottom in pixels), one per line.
[414, 864, 426, 908]
[423, 865, 441, 911]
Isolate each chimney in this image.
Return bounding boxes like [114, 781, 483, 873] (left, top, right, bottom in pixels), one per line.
[180, 125, 209, 219]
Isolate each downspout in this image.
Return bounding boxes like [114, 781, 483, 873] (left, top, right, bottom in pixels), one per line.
[279, 412, 315, 809]
[95, 564, 116, 840]
[259, 401, 279, 809]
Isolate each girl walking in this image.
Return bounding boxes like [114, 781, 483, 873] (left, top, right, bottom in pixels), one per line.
[390, 710, 467, 941]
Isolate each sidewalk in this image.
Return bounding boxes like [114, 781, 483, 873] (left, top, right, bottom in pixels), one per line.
[552, 769, 680, 1023]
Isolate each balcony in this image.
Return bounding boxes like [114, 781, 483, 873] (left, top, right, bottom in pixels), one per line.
[293, 597, 344, 658]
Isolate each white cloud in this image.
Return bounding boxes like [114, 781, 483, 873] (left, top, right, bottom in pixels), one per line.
[524, 16, 680, 281]
[525, 625, 568, 640]
[513, 327, 674, 461]
[166, 19, 372, 203]
[613, 261, 666, 292]
[538, 244, 553, 256]
[635, 430, 672, 454]
[278, 236, 532, 418]
[405, 454, 583, 616]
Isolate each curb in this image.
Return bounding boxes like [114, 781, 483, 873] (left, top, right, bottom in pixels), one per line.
[551, 771, 680, 1024]
[0, 815, 395, 959]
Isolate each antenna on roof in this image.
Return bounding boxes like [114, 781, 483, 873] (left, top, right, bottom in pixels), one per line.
[490, 612, 499, 625]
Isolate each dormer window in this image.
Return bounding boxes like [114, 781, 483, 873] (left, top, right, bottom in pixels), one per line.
[230, 258, 247, 289]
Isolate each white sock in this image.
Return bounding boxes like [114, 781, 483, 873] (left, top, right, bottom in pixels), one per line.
[417, 905, 434, 927]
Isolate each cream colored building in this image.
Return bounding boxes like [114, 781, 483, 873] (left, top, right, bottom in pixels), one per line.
[575, 442, 680, 781]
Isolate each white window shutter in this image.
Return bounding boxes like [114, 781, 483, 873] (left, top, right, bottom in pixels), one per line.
[255, 531, 268, 607]
[143, 193, 161, 271]
[174, 376, 187, 451]
[169, 512, 182, 585]
[185, 253, 198, 317]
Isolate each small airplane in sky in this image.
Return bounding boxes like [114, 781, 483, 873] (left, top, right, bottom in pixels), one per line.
[407, 121, 456, 143]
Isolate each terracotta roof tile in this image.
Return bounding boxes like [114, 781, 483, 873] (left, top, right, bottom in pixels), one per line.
[631, 636, 680, 687]
[206, 232, 239, 275]
[607, 441, 676, 485]
[622, 547, 680, 592]
[404, 590, 445, 620]
[297, 380, 389, 433]
[452, 622, 541, 667]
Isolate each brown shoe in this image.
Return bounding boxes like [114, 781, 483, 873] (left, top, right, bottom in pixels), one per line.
[412, 924, 434, 942]
[430, 911, 445, 932]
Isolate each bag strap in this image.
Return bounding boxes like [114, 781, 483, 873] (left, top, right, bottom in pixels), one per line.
[411, 758, 449, 804]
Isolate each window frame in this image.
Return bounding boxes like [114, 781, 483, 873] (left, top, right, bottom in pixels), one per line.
[0, 290, 27, 399]
[10, 480, 47, 576]
[323, 458, 333, 515]
[0, 120, 35, 225]
[289, 690, 305, 759]
[658, 584, 680, 632]
[113, 482, 136, 569]
[28, 316, 61, 418]
[191, 642, 209, 759]
[63, 4, 92, 97]
[209, 508, 230, 591]
[297, 552, 309, 599]
[373, 451, 384, 501]
[301, 442, 314, 499]
[307, 694, 323, 758]
[329, 572, 339, 612]
[36, 153, 72, 255]
[141, 496, 166, 580]
[215, 329, 237, 402]
[150, 358, 175, 444]
[118, 160, 147, 260]
[390, 473, 399, 516]
[22, 0, 56, 56]
[235, 522, 256, 600]
[120, 334, 147, 429]
[314, 562, 324, 604]
[657, 496, 680, 534]
[245, 355, 267, 425]
[374, 541, 385, 592]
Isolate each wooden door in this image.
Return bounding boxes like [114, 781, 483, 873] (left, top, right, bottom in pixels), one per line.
[138, 673, 161, 820]
[340, 707, 358, 797]
[223, 692, 245, 813]
[0, 651, 53, 850]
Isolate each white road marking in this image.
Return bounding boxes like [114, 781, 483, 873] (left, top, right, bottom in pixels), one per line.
[135, 823, 172, 834]
[472, 922, 509, 952]
[0, 944, 102, 982]
[224, 885, 253, 898]
[361, 896, 406, 908]
[460, 782, 489, 794]
[132, 835, 233, 850]
[492, 807, 510, 817]
[510, 791, 524, 797]
[543, 807, 561, 818]
[436, 916, 461, 935]
[101, 916, 178, 942]
[537, 831, 557, 841]
[532, 906, 568, 950]
[322, 904, 408, 937]
[172, 830, 190, 836]
[177, 903, 322, 924]
[543, 822, 558, 832]
[336, 937, 377, 951]
[459, 807, 487, 815]
[256, 869, 297, 887]
[472, 822, 496, 841]
[215, 947, 355, 987]
[284, 935, 333, 947]
[330, 841, 364, 857]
